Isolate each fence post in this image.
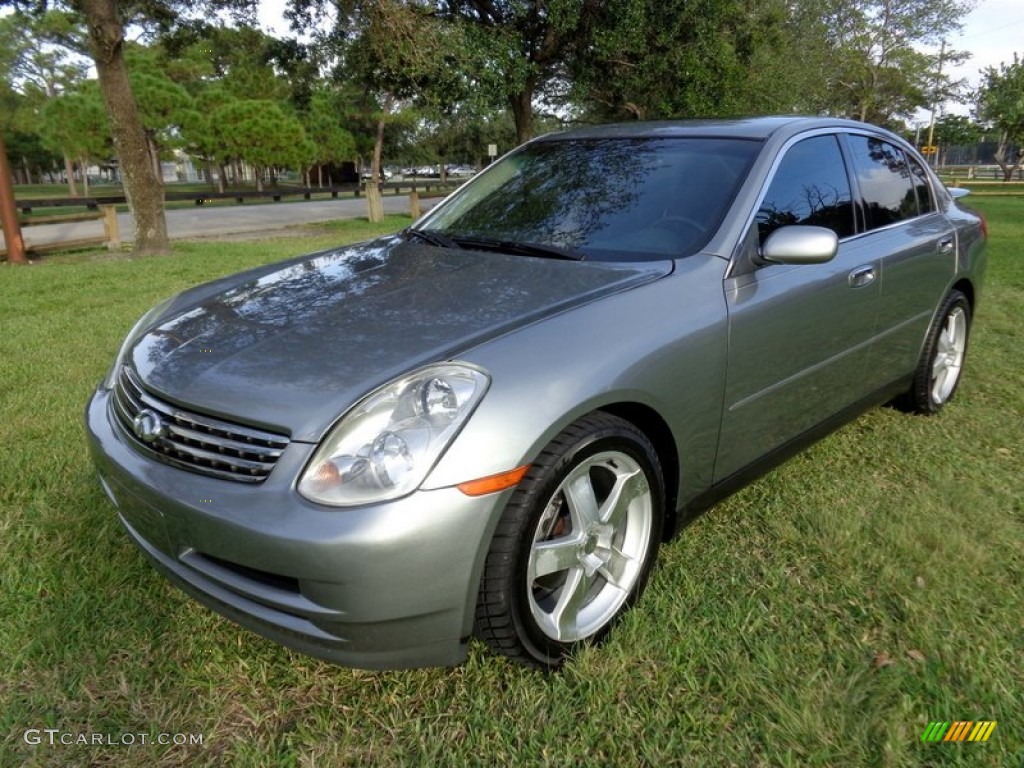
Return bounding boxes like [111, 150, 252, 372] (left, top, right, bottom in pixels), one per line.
[409, 189, 421, 220]
[0, 134, 27, 263]
[101, 205, 121, 251]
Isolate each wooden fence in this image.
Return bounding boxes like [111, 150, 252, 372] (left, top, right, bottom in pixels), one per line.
[1, 205, 120, 259]
[2, 180, 460, 258]
[13, 181, 462, 215]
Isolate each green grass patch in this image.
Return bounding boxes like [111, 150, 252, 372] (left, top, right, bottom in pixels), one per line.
[1, 204, 1021, 766]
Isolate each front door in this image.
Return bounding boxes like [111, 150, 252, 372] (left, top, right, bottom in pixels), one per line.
[715, 133, 882, 481]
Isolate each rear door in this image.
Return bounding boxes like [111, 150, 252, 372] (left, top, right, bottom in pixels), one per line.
[843, 135, 957, 377]
[715, 133, 882, 481]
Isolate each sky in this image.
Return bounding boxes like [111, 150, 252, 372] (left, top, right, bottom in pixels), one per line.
[936, 0, 1024, 114]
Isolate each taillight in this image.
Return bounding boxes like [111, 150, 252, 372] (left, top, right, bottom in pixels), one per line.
[979, 213, 988, 240]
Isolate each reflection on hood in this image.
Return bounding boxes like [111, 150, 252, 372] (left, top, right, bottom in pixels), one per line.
[130, 237, 670, 441]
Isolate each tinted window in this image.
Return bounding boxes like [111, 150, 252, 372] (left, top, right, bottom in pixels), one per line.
[424, 138, 760, 261]
[756, 135, 854, 243]
[909, 156, 936, 214]
[848, 136, 918, 229]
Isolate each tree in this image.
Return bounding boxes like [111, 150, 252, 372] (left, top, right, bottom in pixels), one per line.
[353, 1, 473, 166]
[162, 24, 296, 102]
[0, 10, 90, 194]
[931, 114, 983, 146]
[303, 88, 356, 187]
[3, 0, 257, 256]
[568, 0, 793, 121]
[57, 0, 172, 253]
[211, 99, 312, 191]
[976, 55, 1024, 181]
[179, 85, 235, 191]
[125, 47, 196, 184]
[287, 0, 477, 219]
[3, 129, 61, 184]
[435, 0, 602, 142]
[286, 0, 595, 145]
[795, 0, 973, 124]
[3, 79, 62, 184]
[157, 25, 311, 191]
[38, 83, 111, 194]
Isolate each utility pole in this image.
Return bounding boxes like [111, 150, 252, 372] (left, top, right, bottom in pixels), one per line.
[0, 133, 27, 264]
[925, 40, 946, 169]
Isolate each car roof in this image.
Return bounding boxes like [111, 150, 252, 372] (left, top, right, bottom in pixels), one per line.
[534, 116, 890, 143]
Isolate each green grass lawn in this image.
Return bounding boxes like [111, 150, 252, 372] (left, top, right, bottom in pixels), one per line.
[1, 204, 1021, 767]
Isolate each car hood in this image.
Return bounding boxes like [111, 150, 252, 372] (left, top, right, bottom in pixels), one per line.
[128, 237, 671, 441]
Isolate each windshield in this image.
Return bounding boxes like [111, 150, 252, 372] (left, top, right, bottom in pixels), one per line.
[419, 137, 760, 262]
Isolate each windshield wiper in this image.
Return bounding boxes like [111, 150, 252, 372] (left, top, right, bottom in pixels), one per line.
[452, 237, 586, 261]
[405, 227, 462, 250]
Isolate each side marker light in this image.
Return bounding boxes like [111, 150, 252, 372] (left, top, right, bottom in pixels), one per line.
[456, 465, 531, 497]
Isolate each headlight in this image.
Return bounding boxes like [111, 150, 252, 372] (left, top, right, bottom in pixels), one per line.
[298, 364, 489, 506]
[100, 297, 174, 389]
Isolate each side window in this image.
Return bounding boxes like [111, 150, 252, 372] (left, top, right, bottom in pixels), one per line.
[848, 136, 918, 229]
[757, 135, 854, 245]
[909, 155, 936, 214]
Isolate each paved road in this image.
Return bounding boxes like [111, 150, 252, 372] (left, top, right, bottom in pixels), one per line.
[2, 194, 438, 253]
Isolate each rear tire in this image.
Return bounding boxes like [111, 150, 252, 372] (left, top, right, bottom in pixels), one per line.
[896, 290, 971, 414]
[475, 412, 664, 669]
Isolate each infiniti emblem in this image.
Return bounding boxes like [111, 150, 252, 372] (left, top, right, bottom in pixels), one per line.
[132, 409, 166, 443]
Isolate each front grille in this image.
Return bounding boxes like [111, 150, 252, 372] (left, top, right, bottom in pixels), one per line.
[111, 366, 289, 483]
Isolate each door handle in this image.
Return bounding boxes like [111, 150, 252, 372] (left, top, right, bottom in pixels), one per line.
[938, 237, 954, 254]
[848, 265, 875, 288]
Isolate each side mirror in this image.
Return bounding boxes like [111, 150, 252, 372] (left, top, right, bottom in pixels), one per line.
[760, 225, 838, 265]
[948, 187, 970, 199]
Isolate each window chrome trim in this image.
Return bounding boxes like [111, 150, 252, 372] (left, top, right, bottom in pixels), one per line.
[727, 127, 944, 277]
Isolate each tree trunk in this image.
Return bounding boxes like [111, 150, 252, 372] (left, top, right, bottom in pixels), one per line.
[366, 182, 384, 223]
[81, 157, 91, 196]
[368, 109, 388, 222]
[0, 134, 27, 263]
[993, 132, 1017, 182]
[255, 167, 263, 192]
[64, 153, 79, 198]
[371, 114, 386, 183]
[148, 135, 163, 186]
[76, 0, 169, 255]
[217, 163, 226, 194]
[510, 87, 534, 145]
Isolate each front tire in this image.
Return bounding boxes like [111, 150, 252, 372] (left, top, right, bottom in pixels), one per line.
[475, 413, 664, 669]
[897, 289, 971, 414]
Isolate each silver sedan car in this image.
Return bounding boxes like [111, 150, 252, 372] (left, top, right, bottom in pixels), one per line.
[86, 117, 986, 670]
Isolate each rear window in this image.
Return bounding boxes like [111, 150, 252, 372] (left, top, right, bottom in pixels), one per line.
[847, 136, 919, 230]
[909, 155, 936, 215]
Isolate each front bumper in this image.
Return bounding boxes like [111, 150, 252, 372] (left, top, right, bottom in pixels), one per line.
[85, 387, 510, 669]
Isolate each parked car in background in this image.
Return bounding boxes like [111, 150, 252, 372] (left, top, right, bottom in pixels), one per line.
[87, 117, 986, 671]
[403, 165, 444, 178]
[360, 167, 393, 181]
[446, 165, 477, 178]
